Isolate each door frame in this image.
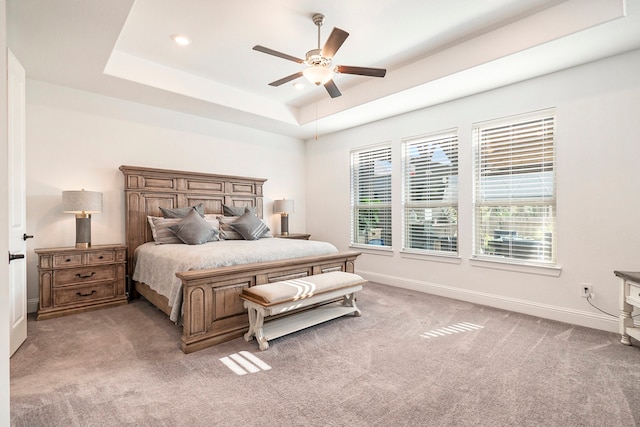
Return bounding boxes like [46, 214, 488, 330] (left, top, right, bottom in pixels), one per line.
[1, 0, 13, 422]
[7, 47, 26, 356]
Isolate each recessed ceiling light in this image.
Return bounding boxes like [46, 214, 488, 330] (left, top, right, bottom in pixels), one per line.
[293, 82, 305, 90]
[171, 34, 191, 46]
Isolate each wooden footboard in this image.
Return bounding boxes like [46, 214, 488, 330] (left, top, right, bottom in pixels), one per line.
[175, 251, 361, 353]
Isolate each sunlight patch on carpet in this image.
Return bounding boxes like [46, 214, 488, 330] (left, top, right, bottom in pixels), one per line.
[220, 351, 272, 375]
[420, 322, 484, 339]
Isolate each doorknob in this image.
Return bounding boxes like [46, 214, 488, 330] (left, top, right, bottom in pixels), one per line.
[8, 252, 25, 263]
[23, 233, 34, 241]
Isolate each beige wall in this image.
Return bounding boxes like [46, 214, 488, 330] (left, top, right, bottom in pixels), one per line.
[306, 49, 640, 333]
[24, 80, 306, 311]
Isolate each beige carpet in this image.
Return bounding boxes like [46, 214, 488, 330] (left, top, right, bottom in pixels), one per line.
[10, 283, 640, 426]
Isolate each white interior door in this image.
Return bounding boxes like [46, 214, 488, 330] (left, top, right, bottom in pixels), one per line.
[8, 49, 27, 356]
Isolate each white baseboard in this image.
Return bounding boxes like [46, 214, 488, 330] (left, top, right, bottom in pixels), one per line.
[24, 274, 623, 334]
[27, 298, 39, 314]
[357, 270, 621, 334]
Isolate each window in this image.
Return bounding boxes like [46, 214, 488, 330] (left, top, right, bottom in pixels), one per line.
[473, 109, 556, 264]
[402, 130, 458, 254]
[351, 144, 392, 248]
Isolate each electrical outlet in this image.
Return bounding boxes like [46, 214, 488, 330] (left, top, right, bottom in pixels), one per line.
[580, 283, 593, 298]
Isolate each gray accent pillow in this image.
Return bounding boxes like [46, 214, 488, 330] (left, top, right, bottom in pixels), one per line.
[217, 216, 244, 240]
[149, 216, 183, 244]
[223, 205, 256, 217]
[161, 203, 205, 218]
[168, 208, 218, 245]
[229, 211, 270, 241]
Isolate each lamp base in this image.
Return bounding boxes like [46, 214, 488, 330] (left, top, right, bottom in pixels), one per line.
[75, 214, 92, 248]
[280, 213, 289, 236]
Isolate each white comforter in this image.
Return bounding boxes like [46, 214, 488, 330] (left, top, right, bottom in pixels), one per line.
[132, 238, 339, 322]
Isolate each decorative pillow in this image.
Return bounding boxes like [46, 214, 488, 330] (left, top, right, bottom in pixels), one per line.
[149, 214, 219, 244]
[160, 203, 205, 218]
[203, 214, 220, 231]
[229, 211, 270, 241]
[203, 217, 221, 242]
[168, 209, 218, 245]
[260, 228, 273, 238]
[217, 216, 244, 240]
[222, 205, 256, 217]
[149, 216, 183, 244]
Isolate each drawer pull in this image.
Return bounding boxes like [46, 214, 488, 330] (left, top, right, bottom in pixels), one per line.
[76, 290, 97, 297]
[65, 259, 71, 262]
[98, 256, 104, 259]
[75, 272, 96, 279]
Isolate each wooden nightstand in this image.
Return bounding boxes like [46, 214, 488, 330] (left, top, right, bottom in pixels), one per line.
[616, 270, 640, 345]
[275, 233, 311, 240]
[35, 244, 127, 320]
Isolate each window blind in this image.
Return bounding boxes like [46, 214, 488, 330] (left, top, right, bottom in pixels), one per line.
[402, 130, 458, 253]
[473, 109, 556, 263]
[350, 144, 392, 247]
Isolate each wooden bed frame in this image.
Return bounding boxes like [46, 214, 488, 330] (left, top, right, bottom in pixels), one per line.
[120, 165, 361, 353]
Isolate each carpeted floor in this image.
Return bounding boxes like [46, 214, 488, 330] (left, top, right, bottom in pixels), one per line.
[10, 283, 640, 426]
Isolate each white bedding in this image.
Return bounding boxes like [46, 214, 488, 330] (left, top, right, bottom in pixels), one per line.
[132, 238, 339, 322]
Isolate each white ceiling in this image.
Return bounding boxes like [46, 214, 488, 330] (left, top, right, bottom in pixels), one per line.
[7, 0, 640, 140]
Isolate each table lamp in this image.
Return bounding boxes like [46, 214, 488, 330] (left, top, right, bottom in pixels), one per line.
[62, 189, 103, 248]
[273, 199, 294, 236]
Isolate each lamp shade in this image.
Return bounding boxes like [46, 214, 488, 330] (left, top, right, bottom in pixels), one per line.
[273, 199, 294, 214]
[62, 190, 103, 213]
[303, 65, 333, 86]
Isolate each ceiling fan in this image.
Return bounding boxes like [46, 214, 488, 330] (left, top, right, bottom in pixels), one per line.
[253, 13, 387, 98]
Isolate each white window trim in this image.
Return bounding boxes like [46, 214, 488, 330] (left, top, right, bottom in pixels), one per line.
[470, 257, 562, 277]
[472, 108, 557, 266]
[401, 129, 459, 256]
[350, 142, 393, 248]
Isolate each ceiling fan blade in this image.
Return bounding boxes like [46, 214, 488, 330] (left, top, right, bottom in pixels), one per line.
[253, 45, 304, 64]
[321, 28, 349, 58]
[336, 65, 387, 78]
[324, 79, 342, 98]
[268, 72, 304, 87]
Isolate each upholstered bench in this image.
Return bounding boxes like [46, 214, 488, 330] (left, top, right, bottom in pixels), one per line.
[241, 271, 366, 350]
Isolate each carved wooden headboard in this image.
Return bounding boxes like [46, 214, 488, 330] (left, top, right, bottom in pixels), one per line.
[119, 165, 266, 276]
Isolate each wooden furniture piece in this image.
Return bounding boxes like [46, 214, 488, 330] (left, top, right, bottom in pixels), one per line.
[615, 270, 640, 345]
[35, 244, 127, 320]
[276, 233, 311, 240]
[241, 271, 365, 350]
[120, 165, 361, 353]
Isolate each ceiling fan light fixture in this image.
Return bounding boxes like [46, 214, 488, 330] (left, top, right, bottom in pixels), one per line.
[254, 13, 385, 98]
[171, 34, 191, 46]
[303, 65, 333, 86]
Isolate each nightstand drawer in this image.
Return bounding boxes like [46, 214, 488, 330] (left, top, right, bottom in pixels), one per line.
[87, 250, 116, 264]
[53, 282, 116, 307]
[36, 244, 128, 320]
[53, 254, 83, 267]
[54, 265, 115, 286]
[628, 283, 640, 305]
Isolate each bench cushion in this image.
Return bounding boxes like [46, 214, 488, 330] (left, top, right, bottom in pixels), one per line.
[242, 271, 365, 305]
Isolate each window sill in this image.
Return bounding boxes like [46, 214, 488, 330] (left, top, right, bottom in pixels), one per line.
[349, 244, 394, 256]
[470, 256, 561, 277]
[400, 250, 462, 264]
